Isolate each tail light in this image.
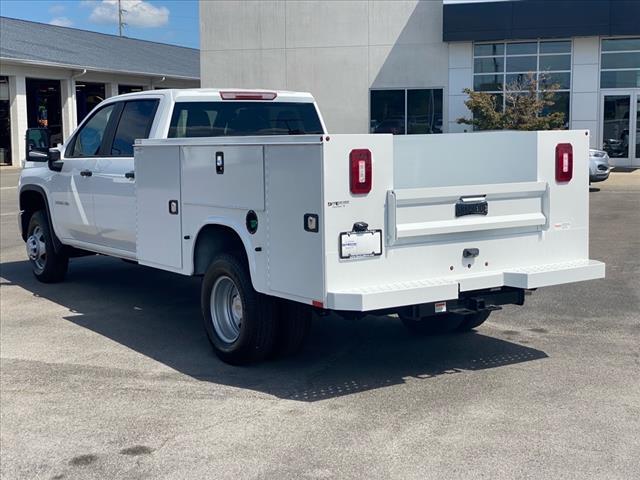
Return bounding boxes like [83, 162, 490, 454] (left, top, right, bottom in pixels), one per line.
[350, 149, 372, 195]
[555, 143, 573, 182]
[220, 91, 277, 100]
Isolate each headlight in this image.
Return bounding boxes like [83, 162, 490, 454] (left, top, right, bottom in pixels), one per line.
[590, 149, 607, 158]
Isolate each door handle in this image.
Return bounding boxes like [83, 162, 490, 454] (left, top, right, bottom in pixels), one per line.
[125, 171, 135, 179]
[80, 170, 92, 177]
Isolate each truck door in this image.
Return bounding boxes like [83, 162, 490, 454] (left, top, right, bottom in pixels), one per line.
[92, 99, 159, 253]
[49, 102, 118, 244]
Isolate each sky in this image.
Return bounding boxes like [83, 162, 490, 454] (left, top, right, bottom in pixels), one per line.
[0, 0, 200, 48]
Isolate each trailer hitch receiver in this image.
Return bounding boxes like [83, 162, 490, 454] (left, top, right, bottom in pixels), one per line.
[463, 248, 479, 258]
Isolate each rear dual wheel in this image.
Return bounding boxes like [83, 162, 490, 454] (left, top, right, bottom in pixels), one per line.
[201, 254, 276, 365]
[272, 299, 312, 358]
[201, 254, 311, 365]
[400, 311, 491, 335]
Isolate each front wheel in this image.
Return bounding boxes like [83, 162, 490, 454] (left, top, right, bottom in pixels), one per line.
[26, 210, 68, 283]
[201, 254, 276, 365]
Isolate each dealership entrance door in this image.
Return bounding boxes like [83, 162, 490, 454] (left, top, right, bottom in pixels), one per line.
[601, 91, 640, 168]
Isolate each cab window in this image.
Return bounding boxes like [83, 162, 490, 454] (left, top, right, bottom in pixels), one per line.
[110, 100, 159, 156]
[168, 101, 324, 137]
[68, 103, 116, 157]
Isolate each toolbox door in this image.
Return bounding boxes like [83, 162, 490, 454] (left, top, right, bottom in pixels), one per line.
[135, 145, 183, 270]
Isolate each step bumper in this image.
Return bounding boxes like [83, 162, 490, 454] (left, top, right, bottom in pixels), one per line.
[326, 259, 605, 311]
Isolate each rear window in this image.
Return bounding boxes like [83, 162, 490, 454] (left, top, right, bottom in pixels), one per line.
[111, 100, 159, 156]
[168, 101, 324, 138]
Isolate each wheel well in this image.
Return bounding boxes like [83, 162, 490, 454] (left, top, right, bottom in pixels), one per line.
[193, 224, 248, 276]
[19, 190, 47, 241]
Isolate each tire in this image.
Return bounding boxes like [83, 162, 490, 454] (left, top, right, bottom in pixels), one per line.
[26, 210, 68, 283]
[400, 313, 464, 335]
[455, 311, 491, 332]
[201, 254, 276, 365]
[272, 299, 312, 358]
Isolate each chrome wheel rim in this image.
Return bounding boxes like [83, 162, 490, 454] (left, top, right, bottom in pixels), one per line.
[26, 225, 46, 272]
[210, 276, 243, 344]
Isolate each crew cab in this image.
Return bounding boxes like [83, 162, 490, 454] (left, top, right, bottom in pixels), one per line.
[18, 89, 605, 364]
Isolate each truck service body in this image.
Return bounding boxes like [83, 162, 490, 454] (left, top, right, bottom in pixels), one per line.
[19, 89, 605, 364]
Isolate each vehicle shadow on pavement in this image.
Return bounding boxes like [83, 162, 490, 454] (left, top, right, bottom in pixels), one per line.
[1, 257, 548, 402]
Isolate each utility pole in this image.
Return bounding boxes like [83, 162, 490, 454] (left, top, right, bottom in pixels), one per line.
[118, 0, 126, 37]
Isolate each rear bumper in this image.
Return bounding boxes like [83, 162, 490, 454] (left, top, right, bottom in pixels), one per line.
[326, 259, 605, 311]
[590, 165, 612, 182]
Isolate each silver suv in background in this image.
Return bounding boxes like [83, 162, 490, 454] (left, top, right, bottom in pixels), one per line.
[589, 148, 612, 183]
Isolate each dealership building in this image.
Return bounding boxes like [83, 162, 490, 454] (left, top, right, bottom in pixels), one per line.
[200, 0, 640, 167]
[0, 17, 199, 166]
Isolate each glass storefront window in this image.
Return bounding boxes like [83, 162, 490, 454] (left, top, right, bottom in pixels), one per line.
[76, 82, 106, 123]
[506, 56, 537, 73]
[539, 41, 571, 54]
[506, 42, 537, 55]
[505, 73, 535, 89]
[542, 92, 570, 128]
[472, 39, 572, 125]
[474, 75, 503, 91]
[118, 85, 144, 95]
[602, 38, 640, 52]
[474, 57, 504, 73]
[539, 72, 571, 90]
[601, 52, 640, 70]
[539, 54, 571, 71]
[602, 95, 631, 159]
[600, 38, 640, 89]
[636, 98, 640, 160]
[370, 90, 405, 134]
[474, 43, 504, 57]
[407, 89, 443, 134]
[601, 71, 640, 89]
[370, 89, 443, 135]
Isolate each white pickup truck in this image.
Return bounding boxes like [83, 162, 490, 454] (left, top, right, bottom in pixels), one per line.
[19, 89, 605, 364]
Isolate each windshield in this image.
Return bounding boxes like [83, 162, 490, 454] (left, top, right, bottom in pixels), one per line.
[168, 101, 324, 138]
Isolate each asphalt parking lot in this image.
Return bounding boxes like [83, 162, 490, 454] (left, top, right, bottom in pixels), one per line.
[1, 167, 639, 480]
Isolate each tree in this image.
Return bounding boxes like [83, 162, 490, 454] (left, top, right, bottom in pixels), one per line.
[457, 73, 566, 131]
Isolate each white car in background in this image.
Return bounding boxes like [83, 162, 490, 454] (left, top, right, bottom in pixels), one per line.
[589, 148, 612, 183]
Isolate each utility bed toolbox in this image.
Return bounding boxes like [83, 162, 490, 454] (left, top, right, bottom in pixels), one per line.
[135, 129, 604, 311]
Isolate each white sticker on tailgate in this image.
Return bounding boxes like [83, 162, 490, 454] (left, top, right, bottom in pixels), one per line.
[339, 230, 382, 259]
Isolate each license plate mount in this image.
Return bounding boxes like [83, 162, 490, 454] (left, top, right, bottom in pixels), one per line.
[339, 229, 383, 259]
[456, 200, 488, 217]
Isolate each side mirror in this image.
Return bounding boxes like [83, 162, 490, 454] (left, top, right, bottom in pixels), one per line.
[25, 127, 63, 171]
[27, 149, 50, 162]
[48, 149, 63, 172]
[25, 127, 51, 162]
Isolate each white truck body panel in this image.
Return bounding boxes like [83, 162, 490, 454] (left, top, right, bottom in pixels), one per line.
[135, 145, 183, 271]
[321, 130, 602, 310]
[135, 128, 603, 311]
